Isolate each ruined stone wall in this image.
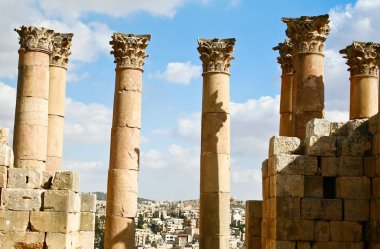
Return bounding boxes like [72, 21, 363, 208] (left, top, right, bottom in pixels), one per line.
[258, 117, 380, 249]
[0, 128, 96, 249]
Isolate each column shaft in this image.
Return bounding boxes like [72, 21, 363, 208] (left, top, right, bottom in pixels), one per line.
[198, 38, 235, 249]
[13, 26, 54, 171]
[105, 33, 150, 249]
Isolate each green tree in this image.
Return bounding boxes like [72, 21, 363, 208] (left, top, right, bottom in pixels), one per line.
[95, 215, 105, 249]
[137, 214, 144, 229]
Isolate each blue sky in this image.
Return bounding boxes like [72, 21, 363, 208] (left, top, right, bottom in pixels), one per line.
[0, 0, 378, 200]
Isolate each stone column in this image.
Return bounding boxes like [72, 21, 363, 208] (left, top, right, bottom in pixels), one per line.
[273, 40, 294, 136]
[13, 26, 55, 170]
[47, 33, 73, 172]
[282, 15, 330, 139]
[340, 42, 379, 119]
[105, 33, 151, 249]
[197, 38, 236, 249]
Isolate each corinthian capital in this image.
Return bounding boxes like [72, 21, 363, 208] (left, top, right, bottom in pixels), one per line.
[50, 33, 73, 68]
[273, 39, 294, 74]
[282, 14, 330, 54]
[197, 38, 236, 74]
[340, 41, 379, 77]
[15, 26, 55, 54]
[110, 33, 151, 70]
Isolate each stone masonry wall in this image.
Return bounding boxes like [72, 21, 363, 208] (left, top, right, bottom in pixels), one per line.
[259, 117, 380, 249]
[0, 128, 96, 249]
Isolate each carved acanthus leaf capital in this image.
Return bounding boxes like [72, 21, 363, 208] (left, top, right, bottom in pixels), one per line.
[340, 41, 380, 77]
[50, 33, 73, 68]
[273, 39, 294, 74]
[282, 14, 330, 54]
[197, 38, 236, 74]
[15, 26, 55, 54]
[110, 33, 151, 70]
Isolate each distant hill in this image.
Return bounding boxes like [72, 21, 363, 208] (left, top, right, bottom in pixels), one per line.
[92, 192, 154, 203]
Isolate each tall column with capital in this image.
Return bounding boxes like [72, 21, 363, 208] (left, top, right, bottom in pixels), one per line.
[273, 40, 294, 136]
[47, 33, 73, 172]
[105, 33, 151, 249]
[197, 38, 235, 249]
[13, 26, 55, 170]
[340, 42, 379, 119]
[282, 15, 330, 139]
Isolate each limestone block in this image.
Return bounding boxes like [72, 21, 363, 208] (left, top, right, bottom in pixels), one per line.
[336, 177, 371, 199]
[372, 177, 380, 198]
[106, 169, 138, 218]
[313, 242, 364, 249]
[364, 156, 376, 177]
[45, 232, 74, 249]
[368, 114, 379, 135]
[336, 136, 346, 157]
[367, 221, 380, 242]
[15, 97, 48, 126]
[262, 177, 270, 199]
[202, 73, 230, 113]
[0, 166, 6, 188]
[297, 242, 311, 249]
[305, 118, 330, 138]
[200, 153, 230, 193]
[262, 159, 269, 178]
[78, 231, 95, 249]
[268, 136, 302, 157]
[7, 168, 43, 189]
[47, 115, 64, 157]
[18, 58, 49, 93]
[13, 123, 47, 162]
[338, 156, 363, 176]
[269, 154, 317, 176]
[246, 218, 261, 237]
[1, 188, 43, 211]
[245, 237, 261, 249]
[271, 174, 304, 197]
[0, 143, 14, 167]
[346, 119, 369, 136]
[269, 240, 295, 249]
[109, 127, 140, 170]
[305, 136, 336, 156]
[41, 170, 54, 189]
[14, 159, 45, 171]
[201, 112, 230, 154]
[304, 176, 323, 198]
[294, 111, 324, 140]
[321, 157, 339, 176]
[274, 219, 314, 241]
[330, 221, 362, 241]
[246, 200, 262, 219]
[199, 192, 230, 236]
[52, 171, 80, 192]
[48, 66, 67, 116]
[0, 231, 45, 249]
[269, 197, 300, 219]
[301, 198, 342, 220]
[80, 193, 97, 212]
[43, 190, 81, 212]
[117, 68, 143, 92]
[80, 212, 95, 231]
[113, 90, 142, 128]
[0, 128, 9, 144]
[30, 211, 80, 233]
[342, 135, 372, 156]
[330, 122, 347, 136]
[344, 199, 369, 221]
[0, 210, 29, 232]
[104, 215, 135, 249]
[314, 220, 329, 241]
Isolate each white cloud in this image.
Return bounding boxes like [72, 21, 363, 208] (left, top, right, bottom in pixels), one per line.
[154, 61, 202, 85]
[0, 82, 16, 136]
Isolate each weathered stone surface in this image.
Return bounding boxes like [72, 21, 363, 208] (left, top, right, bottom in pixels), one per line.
[364, 156, 376, 177]
[41, 170, 54, 189]
[0, 210, 29, 232]
[269, 154, 317, 176]
[43, 190, 81, 212]
[330, 122, 347, 136]
[78, 231, 95, 249]
[45, 232, 74, 249]
[338, 156, 363, 176]
[52, 171, 80, 192]
[0, 143, 14, 167]
[321, 157, 339, 176]
[330, 221, 363, 242]
[80, 212, 95, 231]
[271, 174, 304, 197]
[314, 220, 329, 241]
[301, 198, 342, 220]
[269, 136, 302, 157]
[246, 200, 262, 219]
[305, 136, 336, 156]
[372, 177, 380, 198]
[0, 231, 45, 249]
[0, 128, 9, 145]
[7, 168, 43, 189]
[0, 166, 7, 188]
[346, 119, 369, 136]
[342, 135, 372, 156]
[336, 177, 371, 199]
[313, 242, 364, 249]
[269, 197, 300, 219]
[274, 219, 314, 241]
[30, 211, 80, 233]
[1, 188, 43, 211]
[344, 199, 369, 221]
[80, 193, 97, 212]
[304, 176, 323, 198]
[305, 118, 330, 138]
[262, 159, 269, 178]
